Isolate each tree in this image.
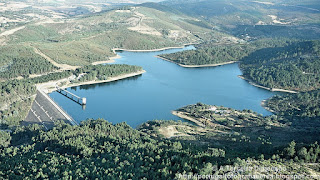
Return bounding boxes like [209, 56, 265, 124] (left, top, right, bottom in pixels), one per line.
[284, 141, 296, 158]
[0, 131, 11, 148]
[199, 163, 214, 175]
[298, 147, 308, 161]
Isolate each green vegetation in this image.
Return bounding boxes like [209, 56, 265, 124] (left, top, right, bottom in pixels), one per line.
[158, 38, 293, 65]
[135, 100, 320, 176]
[240, 40, 320, 91]
[0, 45, 57, 79]
[0, 64, 142, 128]
[266, 90, 320, 120]
[73, 64, 143, 82]
[159, 45, 249, 65]
[161, 38, 320, 92]
[4, 5, 217, 66]
[170, 103, 319, 148]
[0, 120, 226, 179]
[0, 6, 51, 31]
[232, 25, 320, 40]
[1, 0, 320, 177]
[164, 0, 320, 40]
[0, 71, 72, 127]
[0, 119, 319, 179]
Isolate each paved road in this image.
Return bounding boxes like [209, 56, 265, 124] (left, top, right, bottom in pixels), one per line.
[23, 90, 75, 129]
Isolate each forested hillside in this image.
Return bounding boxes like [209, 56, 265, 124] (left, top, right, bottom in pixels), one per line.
[158, 38, 294, 65]
[0, 45, 57, 79]
[0, 71, 72, 127]
[0, 0, 320, 178]
[0, 119, 319, 178]
[159, 45, 250, 65]
[0, 112, 320, 179]
[266, 90, 320, 119]
[1, 4, 226, 66]
[0, 120, 226, 179]
[164, 0, 320, 40]
[170, 103, 320, 148]
[0, 2, 223, 129]
[240, 40, 320, 91]
[160, 39, 320, 92]
[74, 64, 143, 82]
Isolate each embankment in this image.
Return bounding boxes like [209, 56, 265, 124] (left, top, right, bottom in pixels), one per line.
[37, 87, 78, 126]
[156, 56, 237, 68]
[238, 75, 298, 94]
[172, 111, 205, 127]
[59, 70, 146, 91]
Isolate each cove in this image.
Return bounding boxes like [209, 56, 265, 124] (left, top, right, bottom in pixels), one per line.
[49, 46, 278, 128]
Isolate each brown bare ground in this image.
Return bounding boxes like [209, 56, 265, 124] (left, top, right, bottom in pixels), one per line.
[158, 125, 189, 138]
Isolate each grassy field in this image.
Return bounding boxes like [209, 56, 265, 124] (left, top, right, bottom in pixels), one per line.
[3, 5, 224, 67]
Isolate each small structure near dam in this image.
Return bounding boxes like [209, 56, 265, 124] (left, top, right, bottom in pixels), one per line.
[56, 86, 87, 106]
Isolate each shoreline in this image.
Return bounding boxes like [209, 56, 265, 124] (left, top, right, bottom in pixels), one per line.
[238, 75, 298, 94]
[112, 43, 196, 53]
[30, 44, 193, 127]
[156, 56, 237, 68]
[60, 70, 146, 90]
[260, 100, 276, 114]
[91, 53, 121, 65]
[91, 59, 115, 65]
[92, 44, 194, 66]
[39, 43, 195, 93]
[92, 43, 198, 66]
[39, 70, 146, 93]
[172, 111, 205, 127]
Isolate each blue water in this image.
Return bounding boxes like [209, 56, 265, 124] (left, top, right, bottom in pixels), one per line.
[50, 46, 278, 127]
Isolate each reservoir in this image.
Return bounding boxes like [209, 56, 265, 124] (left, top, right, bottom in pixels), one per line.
[50, 46, 277, 127]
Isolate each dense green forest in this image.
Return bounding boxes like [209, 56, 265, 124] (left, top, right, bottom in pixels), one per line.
[232, 25, 320, 40]
[164, 0, 320, 40]
[74, 64, 143, 82]
[0, 120, 226, 179]
[0, 45, 57, 79]
[139, 119, 320, 164]
[1, 0, 320, 177]
[240, 40, 320, 91]
[159, 38, 296, 66]
[159, 45, 250, 65]
[0, 119, 319, 178]
[169, 103, 320, 149]
[266, 90, 320, 120]
[160, 39, 320, 92]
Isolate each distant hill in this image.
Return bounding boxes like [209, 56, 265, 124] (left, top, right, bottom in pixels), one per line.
[1, 3, 233, 67]
[7, 0, 164, 4]
[163, 0, 320, 40]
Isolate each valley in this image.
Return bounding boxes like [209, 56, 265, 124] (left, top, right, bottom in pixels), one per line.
[0, 0, 319, 178]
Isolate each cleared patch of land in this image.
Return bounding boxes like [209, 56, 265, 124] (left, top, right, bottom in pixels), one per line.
[158, 125, 189, 138]
[32, 47, 80, 71]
